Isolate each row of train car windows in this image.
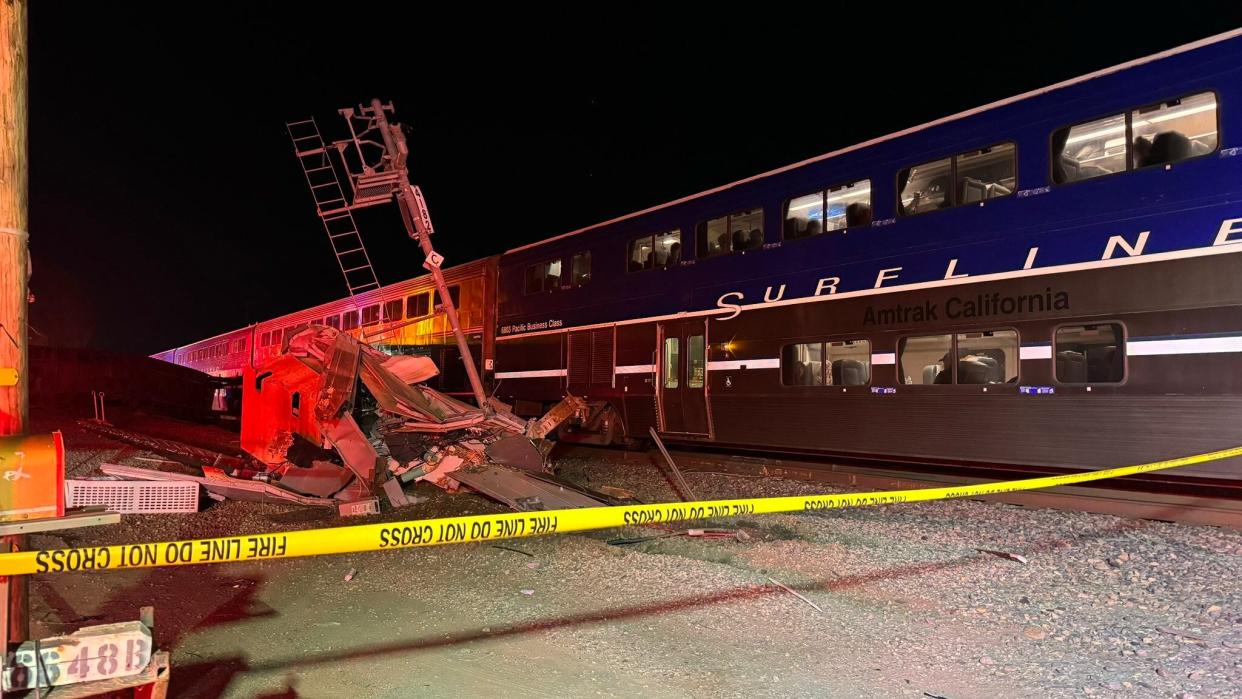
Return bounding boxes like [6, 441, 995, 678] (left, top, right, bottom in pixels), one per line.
[607, 91, 1219, 272]
[256, 287, 461, 348]
[187, 338, 246, 363]
[525, 253, 591, 294]
[780, 323, 1125, 387]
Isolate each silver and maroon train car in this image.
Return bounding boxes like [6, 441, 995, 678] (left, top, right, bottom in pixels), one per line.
[156, 257, 497, 401]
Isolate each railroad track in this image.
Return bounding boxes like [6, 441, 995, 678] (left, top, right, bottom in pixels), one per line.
[558, 445, 1242, 528]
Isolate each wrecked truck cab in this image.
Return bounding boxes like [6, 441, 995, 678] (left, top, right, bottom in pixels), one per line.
[240, 325, 597, 511]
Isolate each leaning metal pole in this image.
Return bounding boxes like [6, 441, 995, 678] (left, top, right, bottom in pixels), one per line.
[367, 99, 489, 409]
[398, 184, 488, 409]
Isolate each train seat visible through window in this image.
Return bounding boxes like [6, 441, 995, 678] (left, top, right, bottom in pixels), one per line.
[1086, 345, 1120, 380]
[1057, 350, 1087, 383]
[831, 359, 868, 386]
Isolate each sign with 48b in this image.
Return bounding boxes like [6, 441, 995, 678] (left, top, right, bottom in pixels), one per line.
[3, 621, 152, 690]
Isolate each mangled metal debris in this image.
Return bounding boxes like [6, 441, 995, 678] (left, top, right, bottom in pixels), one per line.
[238, 325, 599, 511]
[451, 466, 605, 511]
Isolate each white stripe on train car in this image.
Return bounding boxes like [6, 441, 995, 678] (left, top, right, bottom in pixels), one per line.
[494, 369, 568, 379]
[1127, 336, 1242, 356]
[1020, 345, 1053, 360]
[615, 364, 655, 374]
[871, 353, 896, 365]
[706, 359, 781, 371]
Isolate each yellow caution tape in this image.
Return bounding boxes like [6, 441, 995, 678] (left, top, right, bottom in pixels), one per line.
[3, 445, 1240, 576]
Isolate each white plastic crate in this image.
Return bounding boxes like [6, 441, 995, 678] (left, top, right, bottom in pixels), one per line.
[66, 479, 200, 514]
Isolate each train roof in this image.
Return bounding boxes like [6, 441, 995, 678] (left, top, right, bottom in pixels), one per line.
[156, 255, 499, 355]
[504, 28, 1242, 257]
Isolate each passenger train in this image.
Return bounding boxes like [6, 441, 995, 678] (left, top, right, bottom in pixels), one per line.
[157, 30, 1242, 487]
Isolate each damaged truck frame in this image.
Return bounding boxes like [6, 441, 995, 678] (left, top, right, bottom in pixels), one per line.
[240, 324, 598, 512]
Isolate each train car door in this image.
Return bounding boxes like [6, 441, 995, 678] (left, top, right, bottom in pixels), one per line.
[657, 319, 710, 435]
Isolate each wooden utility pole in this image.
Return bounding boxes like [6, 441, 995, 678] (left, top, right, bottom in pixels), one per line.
[0, 0, 29, 647]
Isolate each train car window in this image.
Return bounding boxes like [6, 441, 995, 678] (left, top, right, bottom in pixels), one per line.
[687, 335, 706, 389]
[781, 343, 824, 386]
[898, 157, 953, 216]
[361, 305, 380, 327]
[956, 144, 1015, 204]
[628, 235, 654, 271]
[406, 293, 429, 318]
[1130, 92, 1218, 169]
[1054, 324, 1125, 383]
[785, 180, 872, 239]
[828, 340, 871, 386]
[828, 181, 872, 231]
[1052, 92, 1217, 185]
[663, 337, 680, 389]
[383, 299, 403, 323]
[654, 230, 681, 267]
[630, 230, 681, 271]
[1053, 113, 1126, 183]
[569, 251, 591, 287]
[729, 209, 763, 251]
[955, 330, 1018, 384]
[433, 285, 461, 309]
[341, 311, 359, 331]
[525, 260, 562, 294]
[696, 215, 729, 259]
[697, 209, 764, 258]
[785, 193, 823, 240]
[326, 314, 341, 329]
[898, 334, 953, 384]
[260, 332, 270, 347]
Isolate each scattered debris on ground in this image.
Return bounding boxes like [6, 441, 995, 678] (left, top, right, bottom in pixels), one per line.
[27, 415, 1242, 697]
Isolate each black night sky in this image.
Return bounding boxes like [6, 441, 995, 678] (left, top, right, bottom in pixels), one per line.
[28, 6, 1242, 354]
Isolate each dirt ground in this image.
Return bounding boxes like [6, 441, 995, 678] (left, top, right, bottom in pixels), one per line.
[23, 414, 1242, 698]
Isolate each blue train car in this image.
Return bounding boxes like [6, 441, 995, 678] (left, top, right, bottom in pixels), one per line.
[493, 29, 1242, 483]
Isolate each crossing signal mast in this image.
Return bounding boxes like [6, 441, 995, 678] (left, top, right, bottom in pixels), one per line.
[286, 100, 489, 409]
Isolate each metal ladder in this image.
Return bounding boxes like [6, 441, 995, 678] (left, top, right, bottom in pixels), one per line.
[286, 118, 382, 296]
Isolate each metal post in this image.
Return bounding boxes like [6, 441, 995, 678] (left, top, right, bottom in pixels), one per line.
[398, 184, 489, 409]
[366, 99, 489, 409]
